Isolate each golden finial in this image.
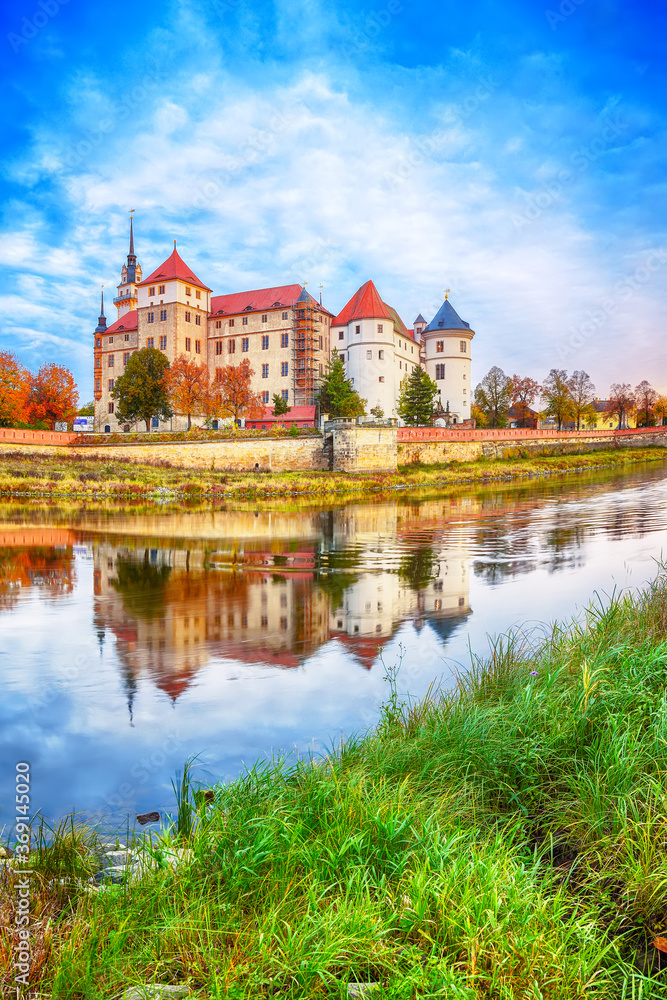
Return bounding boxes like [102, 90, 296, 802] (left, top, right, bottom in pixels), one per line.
[445, 288, 450, 299]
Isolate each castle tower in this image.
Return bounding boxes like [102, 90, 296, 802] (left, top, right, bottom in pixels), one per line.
[413, 314, 427, 341]
[114, 215, 143, 319]
[422, 294, 474, 424]
[94, 287, 107, 335]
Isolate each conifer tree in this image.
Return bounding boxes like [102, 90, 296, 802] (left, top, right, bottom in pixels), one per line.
[272, 393, 291, 416]
[318, 349, 365, 418]
[397, 367, 438, 426]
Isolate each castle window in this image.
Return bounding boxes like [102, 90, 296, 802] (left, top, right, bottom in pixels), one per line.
[242, 317, 248, 325]
[282, 311, 288, 320]
[228, 339, 236, 354]
[281, 333, 289, 348]
[195, 289, 201, 299]
[281, 389, 288, 401]
[262, 364, 269, 378]
[215, 341, 222, 355]
[96, 338, 101, 348]
[229, 318, 235, 327]
[319, 336, 323, 349]
[108, 379, 114, 391]
[147, 312, 154, 323]
[160, 310, 167, 321]
[355, 325, 360, 335]
[108, 402, 114, 413]
[436, 341, 444, 353]
[340, 353, 345, 362]
[123, 352, 130, 365]
[108, 355, 114, 367]
[146, 338, 153, 348]
[261, 391, 269, 404]
[378, 324, 383, 334]
[399, 361, 402, 369]
[262, 314, 268, 323]
[262, 335, 269, 350]
[185, 337, 191, 352]
[159, 336, 167, 350]
[158, 284, 165, 294]
[281, 362, 288, 376]
[379, 350, 384, 359]
[95, 378, 101, 392]
[195, 315, 201, 326]
[242, 337, 249, 352]
[379, 376, 385, 382]
[436, 363, 445, 380]
[460, 340, 467, 353]
[195, 340, 201, 354]
[149, 286, 155, 296]
[215, 320, 221, 329]
[338, 331, 344, 340]
[185, 311, 191, 322]
[124, 334, 130, 341]
[366, 350, 372, 360]
[109, 336, 114, 344]
[185, 286, 191, 296]
[95, 356, 101, 368]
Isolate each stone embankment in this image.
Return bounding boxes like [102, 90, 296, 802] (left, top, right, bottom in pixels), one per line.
[0, 424, 666, 473]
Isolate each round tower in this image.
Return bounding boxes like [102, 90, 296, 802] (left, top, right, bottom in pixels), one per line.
[422, 293, 474, 424]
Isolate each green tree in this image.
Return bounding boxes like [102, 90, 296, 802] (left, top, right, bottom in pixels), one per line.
[541, 368, 575, 431]
[111, 348, 172, 432]
[474, 366, 511, 427]
[318, 349, 365, 418]
[272, 393, 291, 416]
[78, 401, 95, 417]
[397, 367, 438, 426]
[568, 370, 595, 430]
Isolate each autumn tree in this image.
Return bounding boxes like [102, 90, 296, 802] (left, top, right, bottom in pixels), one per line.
[541, 368, 574, 431]
[635, 380, 658, 427]
[111, 348, 172, 432]
[318, 349, 366, 418]
[604, 383, 636, 429]
[164, 355, 210, 430]
[29, 363, 79, 428]
[397, 367, 439, 426]
[0, 351, 31, 427]
[474, 366, 511, 428]
[654, 397, 667, 427]
[272, 393, 291, 416]
[568, 370, 596, 430]
[509, 374, 540, 427]
[211, 358, 264, 423]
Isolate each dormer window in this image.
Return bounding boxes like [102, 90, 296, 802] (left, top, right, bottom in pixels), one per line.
[244, 305, 253, 311]
[438, 320, 444, 328]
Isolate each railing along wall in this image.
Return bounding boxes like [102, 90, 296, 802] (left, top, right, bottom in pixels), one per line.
[397, 426, 667, 443]
[0, 427, 79, 445]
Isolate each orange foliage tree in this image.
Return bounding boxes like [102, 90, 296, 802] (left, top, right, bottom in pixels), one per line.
[210, 359, 264, 423]
[29, 363, 79, 428]
[164, 355, 210, 430]
[0, 351, 31, 427]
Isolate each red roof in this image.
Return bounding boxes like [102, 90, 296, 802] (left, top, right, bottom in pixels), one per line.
[104, 310, 138, 334]
[246, 406, 316, 426]
[211, 284, 304, 316]
[332, 280, 394, 327]
[138, 247, 212, 291]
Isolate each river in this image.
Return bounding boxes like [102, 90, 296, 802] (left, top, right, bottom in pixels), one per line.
[2, 461, 667, 831]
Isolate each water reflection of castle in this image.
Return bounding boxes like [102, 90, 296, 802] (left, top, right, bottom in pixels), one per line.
[91, 501, 472, 702]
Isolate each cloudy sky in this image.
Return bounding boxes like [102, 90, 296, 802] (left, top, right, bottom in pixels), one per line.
[1, 0, 665, 400]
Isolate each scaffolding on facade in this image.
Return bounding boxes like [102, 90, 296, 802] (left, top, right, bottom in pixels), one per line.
[291, 290, 324, 407]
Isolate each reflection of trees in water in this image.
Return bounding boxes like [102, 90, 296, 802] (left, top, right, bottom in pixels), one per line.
[111, 553, 173, 620]
[0, 546, 75, 609]
[398, 545, 437, 592]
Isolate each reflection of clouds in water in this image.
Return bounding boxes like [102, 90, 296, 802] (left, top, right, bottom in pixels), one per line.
[2, 464, 667, 822]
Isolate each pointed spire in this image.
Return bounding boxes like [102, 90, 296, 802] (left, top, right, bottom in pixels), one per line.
[95, 285, 107, 333]
[129, 215, 135, 256]
[125, 214, 137, 281]
[100, 286, 105, 317]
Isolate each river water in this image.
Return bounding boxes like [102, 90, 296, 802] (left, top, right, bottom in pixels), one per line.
[2, 462, 667, 831]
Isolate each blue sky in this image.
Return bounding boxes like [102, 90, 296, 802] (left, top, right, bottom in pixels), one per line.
[1, 0, 665, 400]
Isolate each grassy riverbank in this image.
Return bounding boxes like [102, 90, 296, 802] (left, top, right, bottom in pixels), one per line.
[0, 445, 665, 501]
[6, 578, 667, 996]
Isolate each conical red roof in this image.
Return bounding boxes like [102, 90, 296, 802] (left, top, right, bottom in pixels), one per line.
[138, 246, 211, 291]
[332, 279, 395, 326]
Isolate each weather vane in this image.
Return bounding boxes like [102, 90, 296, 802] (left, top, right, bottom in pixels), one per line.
[445, 287, 450, 299]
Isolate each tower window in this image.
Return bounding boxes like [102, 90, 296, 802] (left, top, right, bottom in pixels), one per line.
[378, 350, 384, 359]
[460, 340, 467, 353]
[262, 364, 269, 378]
[159, 336, 167, 350]
[436, 341, 444, 353]
[436, 363, 445, 380]
[242, 337, 249, 352]
[228, 340, 236, 354]
[158, 284, 165, 294]
[95, 356, 101, 369]
[281, 362, 288, 376]
[262, 335, 269, 349]
[185, 311, 191, 322]
[185, 337, 191, 352]
[149, 286, 155, 296]
[355, 325, 360, 335]
[379, 376, 385, 382]
[366, 350, 372, 360]
[96, 338, 101, 348]
[95, 378, 101, 392]
[281, 333, 289, 347]
[195, 340, 201, 354]
[338, 331, 344, 340]
[377, 324, 383, 334]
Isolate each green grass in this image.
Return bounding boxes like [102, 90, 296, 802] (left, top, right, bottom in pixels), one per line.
[0, 445, 665, 502]
[6, 577, 667, 995]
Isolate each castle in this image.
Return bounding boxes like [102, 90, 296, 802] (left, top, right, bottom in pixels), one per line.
[93, 220, 475, 430]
